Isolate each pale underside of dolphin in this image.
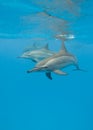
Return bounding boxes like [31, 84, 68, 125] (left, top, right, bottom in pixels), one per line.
[27, 40, 81, 80]
[19, 44, 56, 62]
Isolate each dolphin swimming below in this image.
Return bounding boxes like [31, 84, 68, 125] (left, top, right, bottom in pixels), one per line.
[27, 40, 80, 80]
[19, 44, 56, 62]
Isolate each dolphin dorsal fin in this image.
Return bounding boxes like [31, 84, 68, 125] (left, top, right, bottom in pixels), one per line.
[44, 43, 49, 50]
[60, 40, 68, 54]
[33, 43, 36, 47]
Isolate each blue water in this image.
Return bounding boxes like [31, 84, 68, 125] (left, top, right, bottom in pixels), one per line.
[0, 0, 93, 130]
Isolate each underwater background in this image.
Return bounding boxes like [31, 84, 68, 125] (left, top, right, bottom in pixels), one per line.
[0, 0, 93, 130]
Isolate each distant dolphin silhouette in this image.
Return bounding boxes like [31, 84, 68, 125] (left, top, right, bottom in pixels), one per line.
[19, 44, 55, 62]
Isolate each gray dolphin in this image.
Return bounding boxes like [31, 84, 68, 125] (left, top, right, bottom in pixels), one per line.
[27, 40, 80, 80]
[19, 44, 55, 62]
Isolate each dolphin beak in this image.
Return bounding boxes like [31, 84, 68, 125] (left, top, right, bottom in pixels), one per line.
[27, 67, 41, 73]
[27, 66, 48, 73]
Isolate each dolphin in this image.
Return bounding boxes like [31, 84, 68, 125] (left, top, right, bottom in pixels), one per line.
[19, 44, 56, 62]
[27, 40, 80, 80]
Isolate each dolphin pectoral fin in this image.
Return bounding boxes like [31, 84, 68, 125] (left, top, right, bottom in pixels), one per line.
[53, 70, 68, 75]
[45, 72, 52, 80]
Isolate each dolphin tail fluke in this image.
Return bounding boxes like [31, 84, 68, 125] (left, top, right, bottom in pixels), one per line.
[73, 64, 87, 72]
[73, 68, 87, 72]
[45, 72, 52, 80]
